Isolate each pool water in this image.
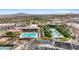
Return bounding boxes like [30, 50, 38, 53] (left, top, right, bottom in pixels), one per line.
[50, 28, 64, 38]
[20, 32, 38, 38]
[0, 46, 12, 50]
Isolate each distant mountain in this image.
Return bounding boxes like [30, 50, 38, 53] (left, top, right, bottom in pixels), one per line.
[0, 13, 79, 18]
[0, 13, 31, 18]
[10, 13, 32, 16]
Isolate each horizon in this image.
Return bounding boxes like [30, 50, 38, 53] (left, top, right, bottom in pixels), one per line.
[0, 9, 79, 15]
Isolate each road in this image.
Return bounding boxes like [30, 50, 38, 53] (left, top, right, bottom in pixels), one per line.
[25, 39, 36, 49]
[13, 39, 36, 50]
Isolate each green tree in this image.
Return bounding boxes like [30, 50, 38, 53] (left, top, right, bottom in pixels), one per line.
[6, 32, 16, 39]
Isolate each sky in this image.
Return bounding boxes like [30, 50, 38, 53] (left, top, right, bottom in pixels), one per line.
[0, 9, 79, 14]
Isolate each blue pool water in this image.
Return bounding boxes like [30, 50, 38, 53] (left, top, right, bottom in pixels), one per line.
[0, 46, 12, 50]
[20, 32, 38, 38]
[50, 28, 64, 38]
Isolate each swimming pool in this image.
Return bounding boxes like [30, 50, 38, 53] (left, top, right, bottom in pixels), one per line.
[20, 32, 38, 38]
[0, 46, 12, 50]
[50, 28, 64, 38]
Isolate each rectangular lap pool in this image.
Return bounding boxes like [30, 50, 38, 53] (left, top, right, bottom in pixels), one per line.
[0, 46, 12, 50]
[50, 28, 64, 38]
[20, 32, 38, 38]
[0, 45, 13, 50]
